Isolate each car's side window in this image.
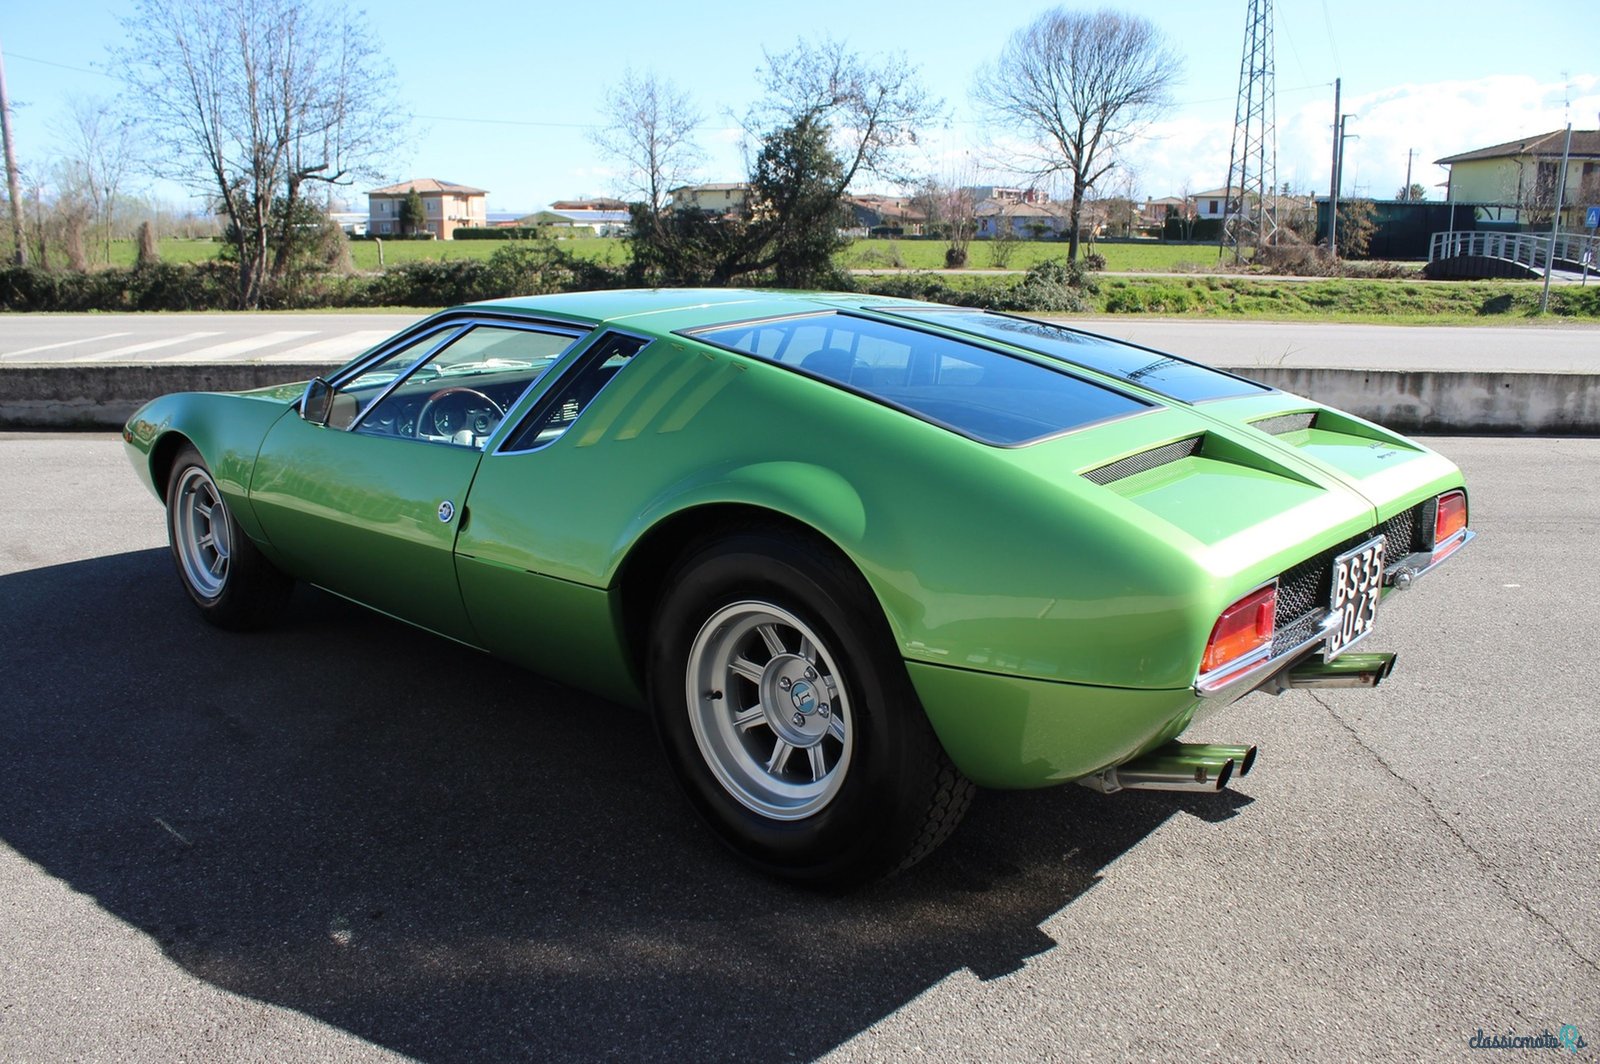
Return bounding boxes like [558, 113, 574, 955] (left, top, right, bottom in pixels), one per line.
[328, 329, 456, 429]
[334, 323, 583, 449]
[499, 332, 648, 452]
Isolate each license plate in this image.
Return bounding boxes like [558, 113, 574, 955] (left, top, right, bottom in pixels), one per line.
[1326, 536, 1387, 659]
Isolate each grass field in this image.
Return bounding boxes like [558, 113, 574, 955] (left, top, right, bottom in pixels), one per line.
[110, 235, 1217, 273]
[839, 238, 1220, 272]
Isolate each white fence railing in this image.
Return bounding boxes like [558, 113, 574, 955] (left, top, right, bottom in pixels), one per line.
[1430, 230, 1596, 269]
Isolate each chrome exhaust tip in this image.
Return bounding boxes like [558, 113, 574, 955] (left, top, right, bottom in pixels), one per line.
[1275, 652, 1397, 691]
[1080, 740, 1254, 794]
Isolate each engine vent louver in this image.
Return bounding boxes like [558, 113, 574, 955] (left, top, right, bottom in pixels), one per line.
[1083, 436, 1203, 486]
[1251, 411, 1318, 435]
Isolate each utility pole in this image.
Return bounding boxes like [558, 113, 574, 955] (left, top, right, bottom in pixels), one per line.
[1540, 123, 1573, 313]
[0, 38, 27, 266]
[1331, 112, 1357, 257]
[1327, 78, 1340, 257]
[1404, 149, 1415, 201]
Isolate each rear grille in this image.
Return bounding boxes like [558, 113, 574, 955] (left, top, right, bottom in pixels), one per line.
[1268, 499, 1429, 655]
[1083, 436, 1202, 486]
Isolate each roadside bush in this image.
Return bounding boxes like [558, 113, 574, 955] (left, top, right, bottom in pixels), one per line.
[996, 260, 1089, 312]
[364, 259, 494, 307]
[124, 262, 240, 310]
[1550, 286, 1600, 317]
[0, 266, 65, 310]
[455, 227, 551, 240]
[0, 262, 242, 311]
[481, 241, 620, 297]
[1254, 244, 1335, 276]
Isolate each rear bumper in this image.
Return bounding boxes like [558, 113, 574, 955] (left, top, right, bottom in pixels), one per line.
[908, 661, 1199, 789]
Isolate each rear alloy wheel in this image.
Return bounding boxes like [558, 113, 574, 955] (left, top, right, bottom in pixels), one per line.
[651, 529, 973, 886]
[685, 599, 854, 821]
[165, 444, 292, 630]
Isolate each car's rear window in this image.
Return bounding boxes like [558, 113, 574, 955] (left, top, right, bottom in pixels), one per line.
[692, 313, 1150, 446]
[883, 309, 1270, 403]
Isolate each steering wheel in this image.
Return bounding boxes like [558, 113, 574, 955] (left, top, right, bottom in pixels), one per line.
[416, 386, 504, 441]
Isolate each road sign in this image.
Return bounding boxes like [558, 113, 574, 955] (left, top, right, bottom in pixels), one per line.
[1588, 205, 1600, 228]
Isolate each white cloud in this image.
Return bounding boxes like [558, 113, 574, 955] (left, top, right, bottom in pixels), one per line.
[1115, 74, 1600, 201]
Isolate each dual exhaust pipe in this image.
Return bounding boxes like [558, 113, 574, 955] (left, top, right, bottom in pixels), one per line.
[1268, 651, 1396, 693]
[1083, 652, 1396, 794]
[1081, 742, 1256, 794]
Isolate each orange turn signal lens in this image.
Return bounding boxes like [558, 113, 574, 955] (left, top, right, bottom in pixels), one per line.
[1435, 490, 1467, 544]
[1201, 584, 1277, 675]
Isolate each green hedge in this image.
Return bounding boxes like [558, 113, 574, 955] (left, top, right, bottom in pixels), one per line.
[0, 241, 624, 312]
[0, 262, 239, 311]
[453, 227, 550, 240]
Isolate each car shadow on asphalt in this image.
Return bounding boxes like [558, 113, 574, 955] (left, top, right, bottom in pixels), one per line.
[0, 550, 1252, 1063]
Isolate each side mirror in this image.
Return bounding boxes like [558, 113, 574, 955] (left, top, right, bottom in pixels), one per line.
[301, 377, 335, 425]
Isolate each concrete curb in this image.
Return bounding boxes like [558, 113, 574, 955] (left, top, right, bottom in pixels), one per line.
[1, 363, 342, 430]
[1222, 366, 1600, 435]
[2, 361, 1596, 434]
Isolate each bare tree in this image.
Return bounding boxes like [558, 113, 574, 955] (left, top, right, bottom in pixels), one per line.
[749, 38, 940, 193]
[626, 41, 938, 289]
[974, 8, 1181, 261]
[54, 97, 140, 266]
[115, 0, 398, 308]
[914, 168, 978, 268]
[591, 69, 702, 215]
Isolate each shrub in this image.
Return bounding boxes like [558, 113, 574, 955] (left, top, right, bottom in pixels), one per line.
[454, 227, 552, 240]
[996, 260, 1089, 312]
[1550, 286, 1600, 317]
[364, 259, 493, 307]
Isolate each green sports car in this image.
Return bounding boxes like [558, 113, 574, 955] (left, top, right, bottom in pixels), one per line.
[124, 289, 1472, 884]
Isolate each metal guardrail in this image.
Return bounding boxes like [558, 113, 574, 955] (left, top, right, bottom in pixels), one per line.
[1429, 230, 1596, 269]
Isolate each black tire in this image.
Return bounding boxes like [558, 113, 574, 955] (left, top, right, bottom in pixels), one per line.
[164, 444, 292, 630]
[649, 528, 973, 886]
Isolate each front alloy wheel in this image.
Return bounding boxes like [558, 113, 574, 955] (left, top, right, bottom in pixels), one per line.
[171, 465, 232, 600]
[164, 443, 292, 630]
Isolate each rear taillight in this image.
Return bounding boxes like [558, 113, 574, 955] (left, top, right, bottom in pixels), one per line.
[1434, 490, 1467, 544]
[1201, 584, 1277, 676]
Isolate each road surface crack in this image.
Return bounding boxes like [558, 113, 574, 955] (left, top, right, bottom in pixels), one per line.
[1311, 691, 1600, 977]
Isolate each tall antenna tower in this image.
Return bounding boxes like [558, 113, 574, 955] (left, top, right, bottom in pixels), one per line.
[1221, 0, 1278, 263]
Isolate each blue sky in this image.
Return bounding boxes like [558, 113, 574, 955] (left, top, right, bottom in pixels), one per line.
[4, 0, 1597, 215]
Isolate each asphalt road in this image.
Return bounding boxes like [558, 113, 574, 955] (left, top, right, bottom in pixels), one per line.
[1, 434, 1597, 1062]
[3, 310, 1598, 372]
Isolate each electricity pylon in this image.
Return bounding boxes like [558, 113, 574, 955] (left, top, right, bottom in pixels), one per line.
[1221, 0, 1278, 264]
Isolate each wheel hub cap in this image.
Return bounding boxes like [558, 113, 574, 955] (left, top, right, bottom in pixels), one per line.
[766, 657, 831, 745]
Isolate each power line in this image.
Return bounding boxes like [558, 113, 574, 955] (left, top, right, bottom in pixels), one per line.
[6, 52, 113, 78]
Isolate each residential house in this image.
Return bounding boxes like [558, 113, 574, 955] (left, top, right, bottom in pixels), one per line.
[546, 197, 633, 235]
[1191, 186, 1244, 221]
[1139, 196, 1187, 230]
[668, 183, 749, 215]
[975, 199, 1070, 240]
[1436, 129, 1600, 227]
[844, 194, 927, 235]
[549, 197, 628, 212]
[969, 186, 1051, 207]
[367, 179, 488, 239]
